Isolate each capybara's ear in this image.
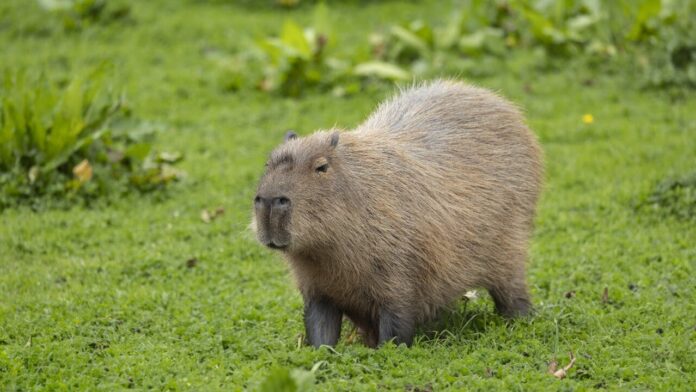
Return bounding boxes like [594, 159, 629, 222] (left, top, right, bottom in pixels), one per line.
[284, 130, 297, 142]
[330, 132, 339, 148]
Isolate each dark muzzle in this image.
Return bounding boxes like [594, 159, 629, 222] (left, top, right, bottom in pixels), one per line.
[254, 195, 292, 249]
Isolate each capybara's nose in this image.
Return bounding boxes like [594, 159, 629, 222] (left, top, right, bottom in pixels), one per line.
[254, 195, 290, 211]
[271, 196, 291, 211]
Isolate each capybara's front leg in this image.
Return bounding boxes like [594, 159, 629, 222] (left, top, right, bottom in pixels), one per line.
[303, 295, 343, 347]
[377, 307, 415, 347]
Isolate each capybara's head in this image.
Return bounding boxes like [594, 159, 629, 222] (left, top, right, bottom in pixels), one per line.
[252, 130, 341, 252]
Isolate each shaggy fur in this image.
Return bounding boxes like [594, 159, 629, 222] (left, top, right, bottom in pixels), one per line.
[252, 80, 544, 347]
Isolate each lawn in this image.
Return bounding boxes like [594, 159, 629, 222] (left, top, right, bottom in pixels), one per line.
[1, 0, 695, 390]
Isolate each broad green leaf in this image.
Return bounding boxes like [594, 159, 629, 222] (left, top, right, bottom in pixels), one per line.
[258, 38, 285, 64]
[408, 20, 434, 47]
[42, 123, 112, 172]
[581, 0, 602, 16]
[516, 5, 556, 43]
[0, 102, 17, 167]
[353, 61, 410, 81]
[627, 0, 662, 41]
[436, 10, 463, 49]
[124, 142, 152, 162]
[459, 31, 487, 52]
[567, 14, 598, 32]
[281, 21, 312, 59]
[61, 77, 84, 124]
[28, 80, 53, 152]
[390, 25, 431, 56]
[36, 0, 73, 11]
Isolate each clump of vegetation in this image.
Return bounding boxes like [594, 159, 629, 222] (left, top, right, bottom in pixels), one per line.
[368, 0, 695, 88]
[368, 0, 608, 76]
[639, 173, 696, 221]
[211, 3, 408, 97]
[254, 16, 338, 97]
[37, 0, 131, 31]
[368, 20, 437, 76]
[511, 0, 608, 57]
[633, 1, 696, 88]
[211, 4, 351, 97]
[0, 69, 183, 208]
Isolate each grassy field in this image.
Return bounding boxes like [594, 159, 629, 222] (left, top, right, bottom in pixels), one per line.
[1, 1, 695, 390]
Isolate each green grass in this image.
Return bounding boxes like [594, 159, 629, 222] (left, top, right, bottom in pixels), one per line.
[1, 1, 695, 390]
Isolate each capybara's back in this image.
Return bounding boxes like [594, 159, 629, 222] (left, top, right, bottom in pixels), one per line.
[360, 81, 542, 218]
[253, 80, 543, 348]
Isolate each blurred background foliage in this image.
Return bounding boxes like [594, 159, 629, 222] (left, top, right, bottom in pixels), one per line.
[0, 0, 694, 208]
[207, 0, 696, 95]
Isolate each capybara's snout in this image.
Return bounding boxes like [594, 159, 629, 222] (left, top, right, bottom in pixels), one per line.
[254, 194, 292, 250]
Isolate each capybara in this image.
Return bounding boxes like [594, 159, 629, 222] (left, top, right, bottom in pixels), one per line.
[252, 80, 543, 347]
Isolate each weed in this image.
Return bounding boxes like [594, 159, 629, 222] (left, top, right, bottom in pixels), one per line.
[0, 68, 182, 208]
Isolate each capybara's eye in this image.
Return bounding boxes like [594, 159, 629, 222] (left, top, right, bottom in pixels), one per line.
[315, 163, 329, 173]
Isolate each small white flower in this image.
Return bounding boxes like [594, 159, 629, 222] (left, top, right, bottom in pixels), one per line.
[464, 290, 478, 300]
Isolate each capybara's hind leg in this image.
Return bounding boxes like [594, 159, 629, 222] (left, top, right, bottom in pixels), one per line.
[377, 307, 415, 346]
[488, 271, 532, 318]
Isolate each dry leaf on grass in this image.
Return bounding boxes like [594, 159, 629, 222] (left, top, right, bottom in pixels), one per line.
[201, 206, 225, 223]
[73, 159, 93, 183]
[548, 351, 576, 379]
[601, 287, 609, 304]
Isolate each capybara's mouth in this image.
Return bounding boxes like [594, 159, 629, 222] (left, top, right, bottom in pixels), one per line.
[267, 241, 288, 250]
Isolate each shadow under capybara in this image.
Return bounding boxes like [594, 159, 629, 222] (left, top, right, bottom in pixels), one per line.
[252, 80, 543, 348]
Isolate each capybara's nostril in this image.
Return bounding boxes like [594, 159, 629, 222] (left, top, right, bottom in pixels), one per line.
[273, 196, 290, 208]
[254, 195, 262, 204]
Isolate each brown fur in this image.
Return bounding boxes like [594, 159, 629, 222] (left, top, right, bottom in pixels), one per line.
[252, 80, 543, 347]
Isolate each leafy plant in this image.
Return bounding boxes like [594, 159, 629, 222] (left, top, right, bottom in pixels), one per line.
[0, 69, 122, 174]
[510, 0, 606, 57]
[0, 69, 183, 208]
[211, 3, 406, 96]
[256, 18, 333, 96]
[635, 0, 696, 88]
[364, 0, 695, 88]
[232, 3, 354, 96]
[367, 4, 512, 78]
[439, 0, 515, 56]
[367, 20, 444, 80]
